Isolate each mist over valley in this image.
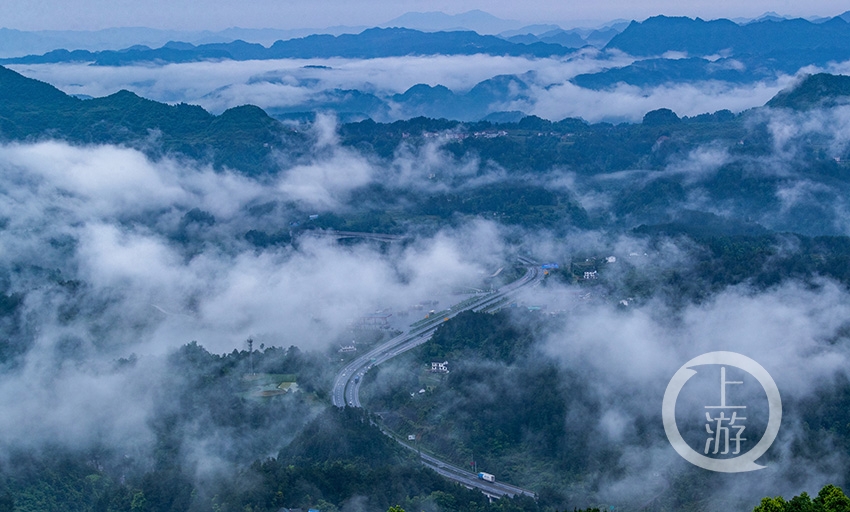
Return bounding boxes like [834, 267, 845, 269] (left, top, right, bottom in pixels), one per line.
[1, 9, 850, 512]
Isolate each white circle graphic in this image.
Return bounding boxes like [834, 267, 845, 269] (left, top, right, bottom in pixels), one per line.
[662, 351, 782, 473]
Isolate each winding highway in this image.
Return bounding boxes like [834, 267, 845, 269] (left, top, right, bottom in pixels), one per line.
[331, 258, 543, 499]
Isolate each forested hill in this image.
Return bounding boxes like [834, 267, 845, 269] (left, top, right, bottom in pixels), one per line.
[767, 73, 850, 109]
[3, 64, 849, 174]
[0, 65, 296, 175]
[5, 65, 850, 239]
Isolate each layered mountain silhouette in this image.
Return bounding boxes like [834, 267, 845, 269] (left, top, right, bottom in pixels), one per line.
[241, 73, 534, 122]
[0, 28, 577, 65]
[3, 63, 847, 148]
[379, 10, 520, 34]
[7, 14, 850, 105]
[7, 14, 850, 68]
[389, 75, 531, 121]
[567, 14, 850, 90]
[606, 14, 850, 57]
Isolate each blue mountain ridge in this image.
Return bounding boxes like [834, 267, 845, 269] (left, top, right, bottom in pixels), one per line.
[606, 14, 850, 56]
[0, 27, 578, 65]
[567, 14, 850, 90]
[7, 15, 850, 122]
[241, 73, 534, 123]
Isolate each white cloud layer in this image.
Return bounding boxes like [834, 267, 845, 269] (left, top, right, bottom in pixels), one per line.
[7, 52, 809, 123]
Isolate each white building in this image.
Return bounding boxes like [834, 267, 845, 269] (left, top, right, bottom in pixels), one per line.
[431, 361, 449, 373]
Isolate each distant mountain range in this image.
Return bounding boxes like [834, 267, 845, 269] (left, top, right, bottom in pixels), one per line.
[0, 10, 532, 59]
[0, 28, 579, 65]
[568, 14, 850, 90]
[4, 13, 850, 78]
[606, 13, 850, 56]
[0, 26, 373, 59]
[3, 9, 848, 61]
[6, 13, 850, 123]
[0, 10, 618, 60]
[380, 10, 521, 34]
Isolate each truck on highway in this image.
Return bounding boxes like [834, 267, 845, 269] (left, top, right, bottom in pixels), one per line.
[478, 472, 495, 483]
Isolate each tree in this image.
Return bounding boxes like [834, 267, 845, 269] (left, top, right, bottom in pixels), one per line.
[752, 485, 850, 512]
[0, 491, 14, 512]
[815, 485, 850, 512]
[753, 496, 788, 512]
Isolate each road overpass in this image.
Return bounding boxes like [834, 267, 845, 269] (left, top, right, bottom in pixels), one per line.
[299, 230, 408, 243]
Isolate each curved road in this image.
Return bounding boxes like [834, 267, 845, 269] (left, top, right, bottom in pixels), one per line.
[332, 259, 542, 499]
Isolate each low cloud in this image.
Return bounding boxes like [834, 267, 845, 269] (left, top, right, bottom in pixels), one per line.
[7, 52, 811, 123]
[2, 64, 850, 507]
[538, 278, 850, 508]
[527, 78, 793, 123]
[0, 137, 539, 497]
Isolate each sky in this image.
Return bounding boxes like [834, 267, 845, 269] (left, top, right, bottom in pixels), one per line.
[1, 0, 849, 31]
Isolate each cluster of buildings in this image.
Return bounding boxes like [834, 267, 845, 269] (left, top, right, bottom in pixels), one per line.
[410, 130, 511, 140]
[430, 361, 449, 373]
